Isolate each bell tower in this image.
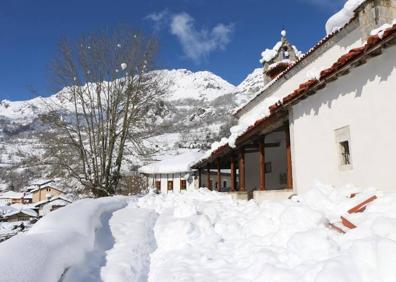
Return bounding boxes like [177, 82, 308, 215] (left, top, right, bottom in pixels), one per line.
[260, 30, 301, 84]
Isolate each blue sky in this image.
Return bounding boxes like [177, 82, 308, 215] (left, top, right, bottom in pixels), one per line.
[0, 0, 345, 101]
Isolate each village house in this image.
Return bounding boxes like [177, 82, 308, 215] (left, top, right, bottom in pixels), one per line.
[139, 151, 205, 193]
[0, 191, 32, 205]
[193, 0, 396, 201]
[30, 180, 65, 203]
[4, 209, 37, 223]
[33, 196, 72, 217]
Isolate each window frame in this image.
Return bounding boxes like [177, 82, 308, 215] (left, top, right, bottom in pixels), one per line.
[335, 126, 353, 170]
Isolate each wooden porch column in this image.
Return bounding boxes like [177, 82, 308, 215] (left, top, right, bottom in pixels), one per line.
[198, 168, 202, 188]
[285, 125, 293, 188]
[207, 165, 211, 190]
[230, 157, 236, 192]
[259, 138, 266, 191]
[216, 159, 221, 192]
[239, 148, 246, 192]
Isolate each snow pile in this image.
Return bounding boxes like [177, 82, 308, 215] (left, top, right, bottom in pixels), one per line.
[325, 0, 366, 35]
[101, 201, 158, 281]
[370, 19, 396, 38]
[260, 41, 283, 64]
[0, 197, 126, 282]
[259, 30, 303, 64]
[139, 150, 204, 174]
[267, 59, 293, 72]
[138, 185, 396, 282]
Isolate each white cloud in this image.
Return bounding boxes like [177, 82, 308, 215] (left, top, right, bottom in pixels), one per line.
[170, 12, 233, 63]
[145, 10, 170, 31]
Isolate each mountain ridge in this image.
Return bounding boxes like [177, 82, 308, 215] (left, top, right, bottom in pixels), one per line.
[0, 67, 264, 191]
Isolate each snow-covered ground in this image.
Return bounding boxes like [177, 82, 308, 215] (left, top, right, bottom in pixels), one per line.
[1, 184, 396, 282]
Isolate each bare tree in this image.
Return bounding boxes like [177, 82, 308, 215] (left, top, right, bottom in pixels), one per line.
[42, 28, 164, 197]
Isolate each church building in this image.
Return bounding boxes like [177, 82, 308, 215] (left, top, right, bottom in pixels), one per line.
[192, 0, 396, 201]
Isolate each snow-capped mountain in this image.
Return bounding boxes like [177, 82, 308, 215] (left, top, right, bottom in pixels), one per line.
[154, 69, 236, 101]
[0, 68, 264, 190]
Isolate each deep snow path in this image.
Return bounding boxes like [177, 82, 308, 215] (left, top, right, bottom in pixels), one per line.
[100, 203, 158, 282]
[62, 210, 116, 282]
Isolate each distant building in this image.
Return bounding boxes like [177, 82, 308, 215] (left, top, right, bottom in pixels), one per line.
[139, 151, 204, 193]
[5, 209, 37, 223]
[33, 196, 72, 217]
[0, 191, 31, 205]
[30, 181, 65, 203]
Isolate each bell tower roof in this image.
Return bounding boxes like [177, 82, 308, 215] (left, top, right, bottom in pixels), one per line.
[259, 30, 302, 83]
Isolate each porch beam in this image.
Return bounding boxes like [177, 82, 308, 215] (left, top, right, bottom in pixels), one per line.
[198, 168, 202, 188]
[239, 148, 246, 192]
[259, 138, 266, 191]
[216, 159, 221, 192]
[207, 165, 211, 190]
[285, 125, 293, 188]
[230, 157, 236, 192]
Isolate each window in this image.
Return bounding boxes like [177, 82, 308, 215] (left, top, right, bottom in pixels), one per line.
[167, 180, 173, 190]
[282, 46, 289, 59]
[180, 179, 187, 190]
[340, 141, 351, 165]
[335, 126, 353, 169]
[223, 181, 227, 188]
[155, 181, 161, 191]
[265, 162, 272, 174]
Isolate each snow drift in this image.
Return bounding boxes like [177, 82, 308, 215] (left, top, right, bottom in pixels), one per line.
[0, 197, 126, 282]
[138, 185, 396, 282]
[326, 0, 366, 35]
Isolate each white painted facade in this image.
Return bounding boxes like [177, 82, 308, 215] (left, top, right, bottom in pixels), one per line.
[146, 172, 197, 194]
[290, 44, 396, 192]
[230, 1, 396, 194]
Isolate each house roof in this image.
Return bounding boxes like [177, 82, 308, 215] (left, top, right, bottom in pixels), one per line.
[138, 151, 205, 175]
[0, 191, 25, 200]
[30, 185, 64, 194]
[193, 22, 396, 168]
[33, 195, 72, 208]
[5, 209, 37, 218]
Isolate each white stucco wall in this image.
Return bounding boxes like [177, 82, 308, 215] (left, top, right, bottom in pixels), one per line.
[245, 131, 288, 191]
[239, 26, 364, 125]
[291, 44, 396, 192]
[147, 172, 196, 194]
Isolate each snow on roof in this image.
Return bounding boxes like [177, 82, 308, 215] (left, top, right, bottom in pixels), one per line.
[259, 30, 303, 65]
[138, 151, 205, 174]
[259, 41, 283, 64]
[0, 191, 25, 199]
[6, 208, 37, 218]
[0, 205, 17, 216]
[267, 59, 293, 72]
[30, 185, 64, 194]
[33, 196, 72, 208]
[325, 0, 366, 35]
[196, 93, 279, 164]
[1, 205, 37, 218]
